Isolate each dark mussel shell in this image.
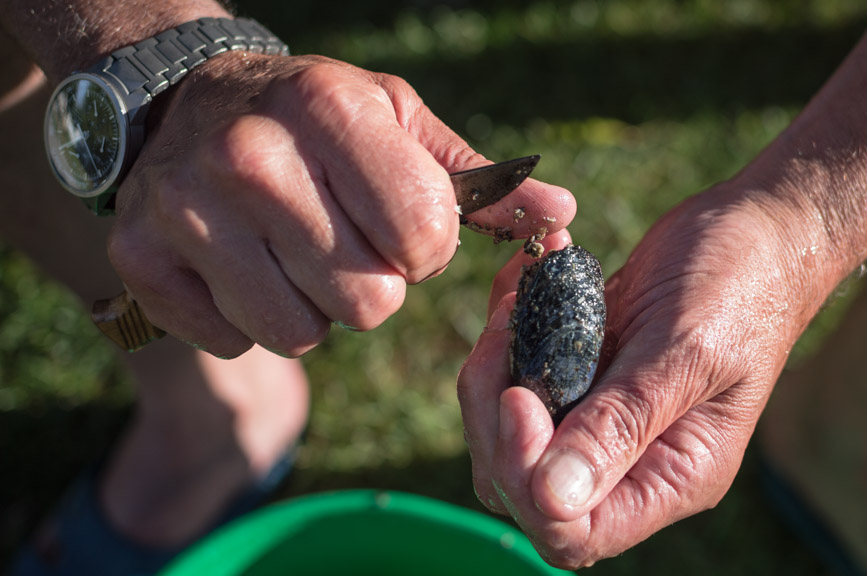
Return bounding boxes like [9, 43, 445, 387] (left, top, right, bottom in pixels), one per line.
[509, 245, 606, 425]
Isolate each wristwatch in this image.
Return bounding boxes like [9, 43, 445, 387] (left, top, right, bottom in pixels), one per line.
[44, 17, 288, 215]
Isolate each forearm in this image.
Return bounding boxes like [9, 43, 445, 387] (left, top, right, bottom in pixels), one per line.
[741, 32, 867, 293]
[0, 0, 231, 82]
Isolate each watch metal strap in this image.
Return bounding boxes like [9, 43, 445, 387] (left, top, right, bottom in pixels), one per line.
[91, 17, 288, 105]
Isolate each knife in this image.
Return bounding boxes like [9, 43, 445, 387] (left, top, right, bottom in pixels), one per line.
[92, 155, 541, 352]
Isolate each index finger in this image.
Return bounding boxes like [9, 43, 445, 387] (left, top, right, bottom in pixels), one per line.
[464, 177, 577, 239]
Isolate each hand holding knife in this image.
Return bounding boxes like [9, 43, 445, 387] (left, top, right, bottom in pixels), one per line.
[92, 155, 541, 352]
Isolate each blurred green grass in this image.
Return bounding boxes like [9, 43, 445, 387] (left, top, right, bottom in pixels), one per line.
[3, 0, 866, 573]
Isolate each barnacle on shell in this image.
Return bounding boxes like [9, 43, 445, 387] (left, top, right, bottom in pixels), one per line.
[509, 245, 606, 425]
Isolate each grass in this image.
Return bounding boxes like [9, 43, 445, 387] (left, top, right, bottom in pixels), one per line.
[2, 0, 866, 572]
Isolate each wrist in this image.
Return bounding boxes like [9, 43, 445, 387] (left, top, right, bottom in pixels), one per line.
[737, 135, 867, 294]
[735, 35, 867, 296]
[43, 16, 287, 214]
[67, 4, 233, 79]
[143, 49, 279, 137]
[4, 1, 232, 82]
[724, 159, 859, 343]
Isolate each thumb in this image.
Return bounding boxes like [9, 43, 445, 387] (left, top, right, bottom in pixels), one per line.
[529, 343, 685, 522]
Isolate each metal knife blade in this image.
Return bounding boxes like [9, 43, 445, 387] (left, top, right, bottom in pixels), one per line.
[452, 155, 540, 215]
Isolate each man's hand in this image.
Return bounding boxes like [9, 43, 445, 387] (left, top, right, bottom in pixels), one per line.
[108, 53, 576, 358]
[458, 185, 828, 568]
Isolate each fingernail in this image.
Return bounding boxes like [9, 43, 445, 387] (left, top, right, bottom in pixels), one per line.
[542, 450, 595, 509]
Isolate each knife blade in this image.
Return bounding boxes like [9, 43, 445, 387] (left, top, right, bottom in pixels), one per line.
[92, 155, 541, 352]
[452, 154, 540, 216]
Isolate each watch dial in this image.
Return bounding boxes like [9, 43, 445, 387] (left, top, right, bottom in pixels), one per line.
[46, 76, 124, 197]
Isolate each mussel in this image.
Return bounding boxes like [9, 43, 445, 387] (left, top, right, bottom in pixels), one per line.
[509, 245, 606, 425]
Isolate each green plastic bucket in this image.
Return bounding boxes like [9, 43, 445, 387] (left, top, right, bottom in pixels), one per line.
[159, 490, 570, 575]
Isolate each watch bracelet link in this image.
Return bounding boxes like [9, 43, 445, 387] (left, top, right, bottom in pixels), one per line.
[93, 17, 288, 106]
[81, 17, 288, 215]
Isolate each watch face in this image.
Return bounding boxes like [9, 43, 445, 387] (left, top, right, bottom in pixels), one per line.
[45, 74, 128, 198]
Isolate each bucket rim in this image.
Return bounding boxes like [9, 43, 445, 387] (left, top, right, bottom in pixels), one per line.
[159, 489, 569, 575]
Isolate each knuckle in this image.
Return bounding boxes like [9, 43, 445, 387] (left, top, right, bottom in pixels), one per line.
[678, 324, 717, 375]
[287, 61, 340, 95]
[287, 63, 366, 124]
[334, 276, 405, 331]
[589, 394, 648, 463]
[395, 211, 457, 283]
[661, 323, 730, 402]
[437, 145, 487, 177]
[372, 73, 419, 122]
[450, 148, 487, 172]
[375, 71, 414, 96]
[200, 118, 282, 190]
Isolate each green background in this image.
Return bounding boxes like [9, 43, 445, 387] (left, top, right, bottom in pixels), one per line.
[3, 0, 866, 573]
